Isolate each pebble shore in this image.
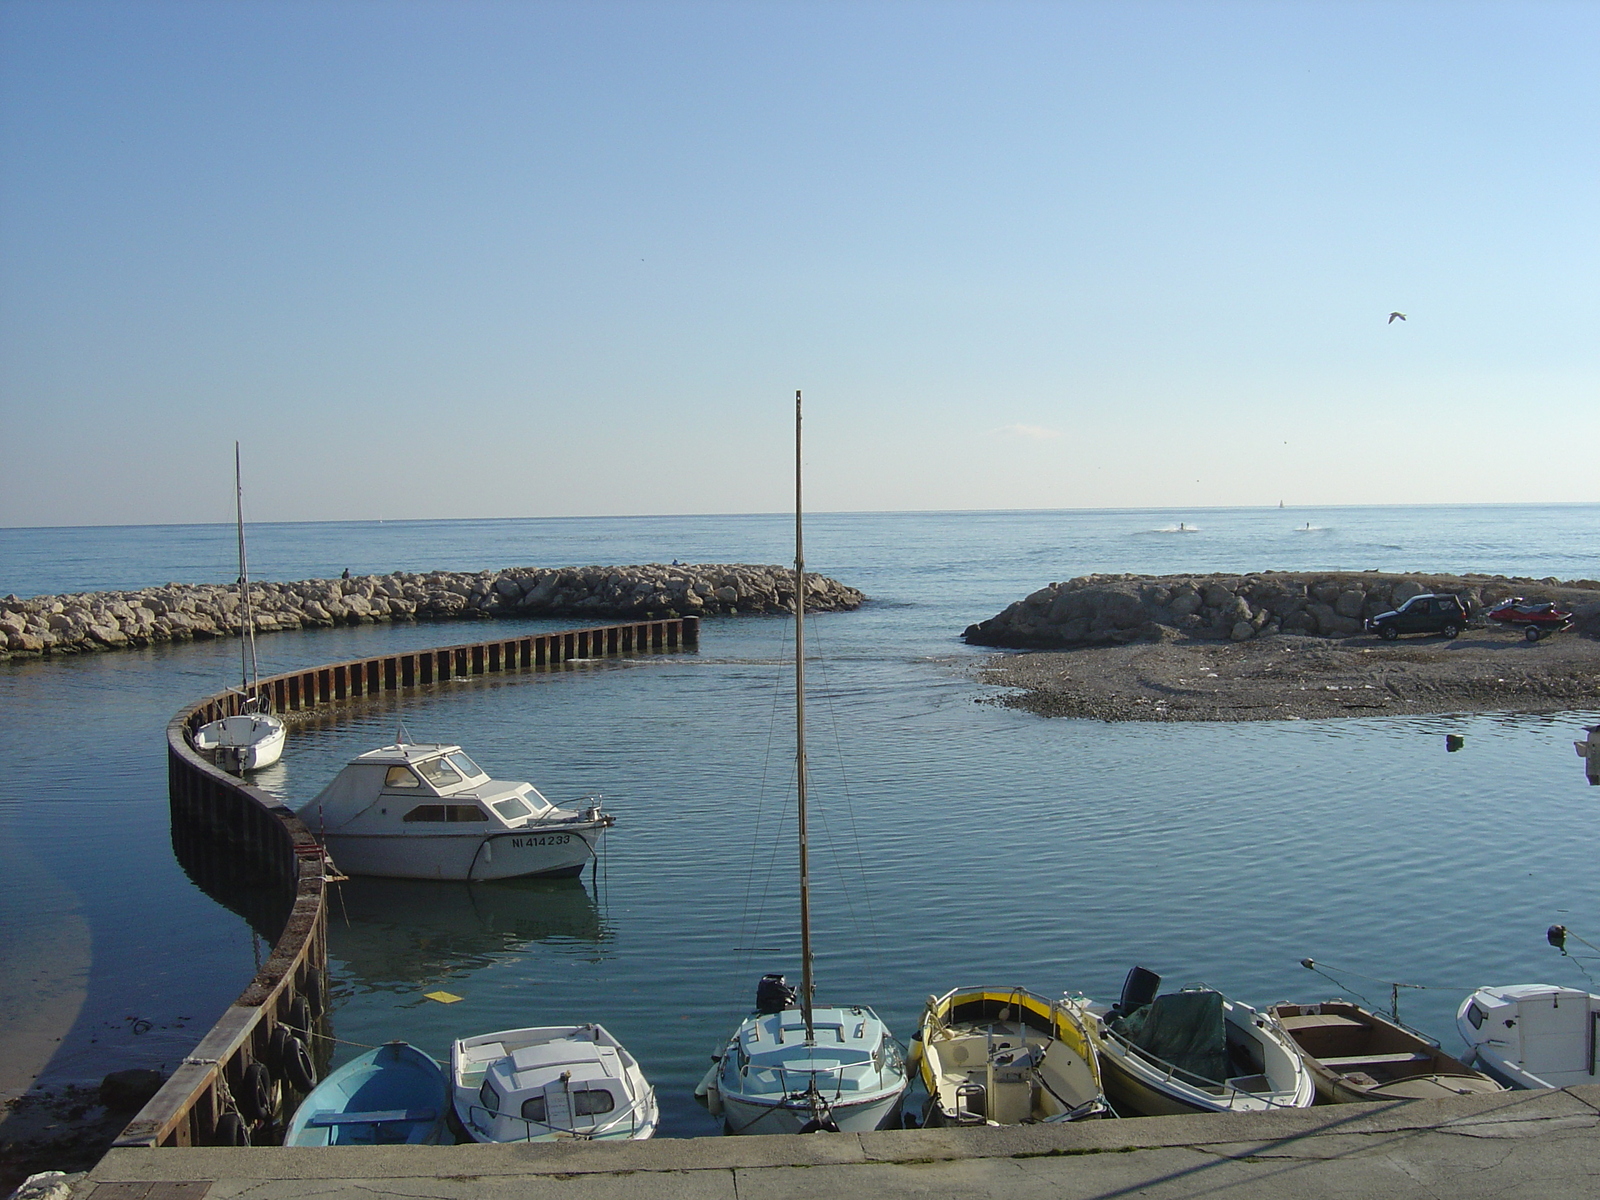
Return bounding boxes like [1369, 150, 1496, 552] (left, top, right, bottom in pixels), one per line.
[0, 564, 864, 661]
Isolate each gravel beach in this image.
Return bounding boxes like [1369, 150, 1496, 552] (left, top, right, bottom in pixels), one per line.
[979, 626, 1600, 721]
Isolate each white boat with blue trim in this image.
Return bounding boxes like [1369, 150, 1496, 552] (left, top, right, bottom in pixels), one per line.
[452, 1023, 657, 1142]
[298, 740, 612, 880]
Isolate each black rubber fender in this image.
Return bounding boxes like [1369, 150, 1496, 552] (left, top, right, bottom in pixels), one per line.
[286, 996, 312, 1038]
[303, 968, 326, 1018]
[213, 1111, 250, 1146]
[267, 1024, 291, 1077]
[283, 1034, 316, 1094]
[238, 1062, 273, 1123]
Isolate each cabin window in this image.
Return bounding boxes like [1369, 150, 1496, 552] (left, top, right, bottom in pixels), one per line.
[572, 1089, 616, 1116]
[447, 753, 485, 778]
[403, 805, 446, 822]
[479, 1081, 499, 1114]
[520, 1095, 547, 1123]
[1467, 1003, 1485, 1030]
[447, 804, 487, 822]
[416, 758, 464, 788]
[492, 796, 533, 821]
[385, 766, 421, 788]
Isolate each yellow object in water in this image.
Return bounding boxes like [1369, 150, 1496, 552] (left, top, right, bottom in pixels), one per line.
[424, 990, 464, 1004]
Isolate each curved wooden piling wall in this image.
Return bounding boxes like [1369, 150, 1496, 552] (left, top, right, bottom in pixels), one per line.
[119, 616, 698, 1148]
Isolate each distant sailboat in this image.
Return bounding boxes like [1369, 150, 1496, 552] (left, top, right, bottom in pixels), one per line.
[193, 444, 286, 772]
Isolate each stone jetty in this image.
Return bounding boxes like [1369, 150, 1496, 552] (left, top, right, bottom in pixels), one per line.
[0, 564, 864, 661]
[964, 570, 1600, 649]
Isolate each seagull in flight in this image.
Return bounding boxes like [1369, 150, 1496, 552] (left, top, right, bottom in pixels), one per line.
[1388, 312, 1407, 323]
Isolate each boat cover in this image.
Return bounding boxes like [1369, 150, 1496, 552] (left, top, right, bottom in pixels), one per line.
[1112, 990, 1228, 1086]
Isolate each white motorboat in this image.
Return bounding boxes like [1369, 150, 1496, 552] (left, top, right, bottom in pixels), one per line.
[912, 986, 1110, 1126]
[193, 443, 285, 772]
[298, 740, 613, 880]
[1457, 984, 1600, 1088]
[694, 393, 908, 1135]
[1075, 968, 1315, 1116]
[452, 1024, 657, 1142]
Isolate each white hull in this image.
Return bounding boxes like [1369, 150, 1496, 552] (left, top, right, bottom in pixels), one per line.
[1458, 985, 1600, 1089]
[452, 1024, 657, 1142]
[720, 1089, 901, 1135]
[324, 820, 605, 881]
[1082, 996, 1315, 1116]
[193, 713, 286, 772]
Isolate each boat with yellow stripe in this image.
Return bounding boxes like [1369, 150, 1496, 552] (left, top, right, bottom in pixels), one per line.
[910, 986, 1111, 1126]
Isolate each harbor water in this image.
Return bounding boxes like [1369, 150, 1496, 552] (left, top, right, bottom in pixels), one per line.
[2, 504, 1597, 1135]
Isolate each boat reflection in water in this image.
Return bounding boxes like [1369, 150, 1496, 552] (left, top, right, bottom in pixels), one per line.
[327, 875, 610, 992]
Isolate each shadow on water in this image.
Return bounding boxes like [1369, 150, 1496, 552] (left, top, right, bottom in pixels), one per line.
[328, 875, 610, 992]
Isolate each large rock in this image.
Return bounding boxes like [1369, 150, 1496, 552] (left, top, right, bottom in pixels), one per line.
[963, 571, 1600, 650]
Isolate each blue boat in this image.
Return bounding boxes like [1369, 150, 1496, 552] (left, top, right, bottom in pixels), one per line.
[285, 1041, 451, 1146]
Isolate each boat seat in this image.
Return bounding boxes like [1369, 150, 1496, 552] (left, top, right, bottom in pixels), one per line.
[1278, 1014, 1367, 1032]
[1319, 1052, 1430, 1067]
[306, 1108, 438, 1126]
[1225, 1075, 1271, 1093]
[460, 1042, 507, 1063]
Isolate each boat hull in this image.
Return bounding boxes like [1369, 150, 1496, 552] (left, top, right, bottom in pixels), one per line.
[324, 821, 606, 881]
[1082, 995, 1315, 1117]
[285, 1042, 449, 1146]
[1269, 1001, 1503, 1103]
[719, 1089, 901, 1135]
[1457, 985, 1600, 1089]
[193, 714, 286, 772]
[916, 986, 1109, 1127]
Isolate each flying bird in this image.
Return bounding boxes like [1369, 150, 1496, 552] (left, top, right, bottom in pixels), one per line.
[1388, 312, 1407, 323]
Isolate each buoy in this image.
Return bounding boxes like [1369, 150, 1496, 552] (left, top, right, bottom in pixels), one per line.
[1548, 925, 1568, 950]
[1446, 735, 1465, 752]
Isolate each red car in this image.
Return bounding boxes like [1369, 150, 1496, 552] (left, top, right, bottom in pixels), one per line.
[1487, 597, 1573, 642]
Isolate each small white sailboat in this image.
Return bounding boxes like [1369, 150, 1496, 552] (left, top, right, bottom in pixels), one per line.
[695, 391, 908, 1135]
[912, 986, 1110, 1126]
[193, 443, 285, 773]
[451, 1024, 657, 1142]
[1457, 984, 1600, 1088]
[1075, 968, 1314, 1116]
[298, 738, 613, 881]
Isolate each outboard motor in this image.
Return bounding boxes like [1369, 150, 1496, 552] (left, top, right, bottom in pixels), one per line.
[1109, 966, 1161, 1020]
[755, 973, 797, 1014]
[1576, 725, 1600, 785]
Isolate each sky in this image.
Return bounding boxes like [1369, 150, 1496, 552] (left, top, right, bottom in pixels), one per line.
[1, 0, 1595, 527]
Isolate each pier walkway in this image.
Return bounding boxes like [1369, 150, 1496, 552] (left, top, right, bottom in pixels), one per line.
[80, 1084, 1600, 1199]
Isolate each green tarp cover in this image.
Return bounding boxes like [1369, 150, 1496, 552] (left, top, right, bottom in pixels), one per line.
[1112, 990, 1228, 1086]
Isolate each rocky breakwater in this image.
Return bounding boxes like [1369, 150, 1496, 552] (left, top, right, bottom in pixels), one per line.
[964, 571, 1600, 649]
[0, 564, 865, 662]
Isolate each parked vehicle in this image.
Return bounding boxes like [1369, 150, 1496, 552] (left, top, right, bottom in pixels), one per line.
[1268, 1001, 1503, 1102]
[1365, 594, 1468, 641]
[1486, 597, 1574, 642]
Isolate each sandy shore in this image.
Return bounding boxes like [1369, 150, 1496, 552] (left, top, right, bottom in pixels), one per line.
[979, 626, 1600, 721]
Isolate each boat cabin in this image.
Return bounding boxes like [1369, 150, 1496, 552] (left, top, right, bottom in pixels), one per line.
[1459, 984, 1600, 1088]
[301, 743, 560, 834]
[462, 1032, 640, 1140]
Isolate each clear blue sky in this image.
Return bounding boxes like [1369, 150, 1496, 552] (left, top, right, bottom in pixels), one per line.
[1, 0, 1594, 526]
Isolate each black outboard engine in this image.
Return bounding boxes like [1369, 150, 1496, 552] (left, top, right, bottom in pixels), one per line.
[755, 973, 797, 1014]
[1107, 966, 1161, 1020]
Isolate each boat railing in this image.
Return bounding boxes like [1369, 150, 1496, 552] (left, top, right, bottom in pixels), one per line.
[463, 1100, 646, 1141]
[1095, 1020, 1303, 1110]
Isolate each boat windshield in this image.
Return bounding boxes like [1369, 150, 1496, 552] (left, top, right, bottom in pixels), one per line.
[492, 796, 533, 821]
[447, 752, 485, 779]
[415, 757, 464, 789]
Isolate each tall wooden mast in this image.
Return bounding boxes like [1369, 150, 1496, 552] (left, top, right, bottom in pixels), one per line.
[794, 389, 814, 1042]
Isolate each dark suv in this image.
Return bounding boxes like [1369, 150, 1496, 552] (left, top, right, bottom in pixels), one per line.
[1366, 593, 1469, 640]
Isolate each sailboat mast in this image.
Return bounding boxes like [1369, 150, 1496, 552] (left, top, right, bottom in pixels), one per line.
[234, 443, 260, 700]
[794, 389, 814, 1040]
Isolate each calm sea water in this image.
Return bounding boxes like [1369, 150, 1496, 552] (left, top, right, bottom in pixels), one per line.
[2, 505, 1597, 1133]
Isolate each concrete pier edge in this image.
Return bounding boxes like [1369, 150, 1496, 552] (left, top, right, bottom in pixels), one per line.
[81, 1084, 1600, 1199]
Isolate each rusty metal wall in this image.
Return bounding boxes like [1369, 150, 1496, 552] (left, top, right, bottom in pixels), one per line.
[120, 616, 698, 1147]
